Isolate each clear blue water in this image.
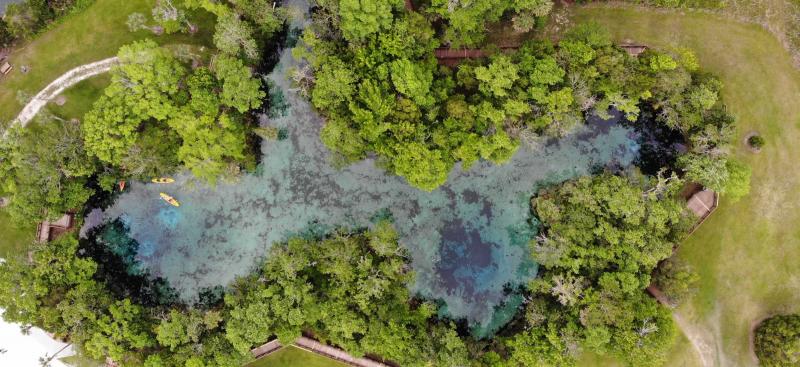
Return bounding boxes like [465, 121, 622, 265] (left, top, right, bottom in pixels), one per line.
[84, 2, 640, 333]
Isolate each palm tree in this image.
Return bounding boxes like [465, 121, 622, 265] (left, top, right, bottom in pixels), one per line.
[38, 343, 71, 367]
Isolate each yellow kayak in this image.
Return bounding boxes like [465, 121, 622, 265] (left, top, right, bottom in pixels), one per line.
[152, 177, 175, 184]
[159, 193, 180, 207]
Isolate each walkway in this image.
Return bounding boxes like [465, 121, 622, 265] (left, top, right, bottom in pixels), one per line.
[13, 57, 118, 127]
[647, 285, 719, 367]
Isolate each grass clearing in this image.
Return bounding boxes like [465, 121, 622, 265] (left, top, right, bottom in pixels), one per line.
[566, 5, 800, 366]
[245, 346, 348, 367]
[47, 74, 112, 120]
[0, 0, 215, 122]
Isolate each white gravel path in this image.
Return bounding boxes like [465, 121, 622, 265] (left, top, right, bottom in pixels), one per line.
[12, 57, 119, 127]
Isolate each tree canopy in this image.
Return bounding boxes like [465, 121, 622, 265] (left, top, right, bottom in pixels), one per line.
[82, 39, 264, 185]
[516, 174, 691, 366]
[0, 119, 96, 224]
[755, 314, 800, 367]
[300, 13, 746, 194]
[225, 221, 469, 366]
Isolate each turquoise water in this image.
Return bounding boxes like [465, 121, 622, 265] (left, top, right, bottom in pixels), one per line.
[84, 2, 640, 332]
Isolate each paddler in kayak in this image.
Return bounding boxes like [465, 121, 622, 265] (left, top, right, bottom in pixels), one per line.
[152, 177, 175, 184]
[159, 193, 180, 207]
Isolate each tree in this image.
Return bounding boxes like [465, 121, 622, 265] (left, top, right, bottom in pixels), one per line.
[511, 0, 553, 32]
[426, 0, 509, 47]
[532, 174, 689, 274]
[648, 53, 678, 72]
[170, 112, 248, 185]
[214, 12, 259, 60]
[653, 257, 699, 307]
[0, 19, 15, 48]
[83, 40, 185, 164]
[151, 0, 188, 34]
[311, 57, 357, 111]
[83, 40, 261, 185]
[748, 135, 766, 149]
[230, 0, 285, 36]
[84, 299, 156, 362]
[755, 314, 800, 366]
[391, 142, 450, 191]
[338, 0, 399, 42]
[118, 125, 181, 179]
[526, 174, 689, 366]
[4, 2, 39, 39]
[679, 155, 750, 202]
[515, 0, 554, 17]
[156, 309, 220, 351]
[678, 154, 728, 193]
[126, 12, 149, 32]
[722, 159, 751, 202]
[0, 119, 95, 224]
[213, 55, 265, 113]
[390, 59, 435, 107]
[0, 236, 96, 328]
[475, 55, 519, 98]
[506, 322, 576, 367]
[224, 224, 468, 366]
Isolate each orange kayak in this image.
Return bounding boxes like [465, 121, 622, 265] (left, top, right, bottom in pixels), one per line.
[159, 193, 180, 207]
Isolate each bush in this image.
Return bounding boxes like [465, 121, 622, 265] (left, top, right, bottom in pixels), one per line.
[754, 314, 800, 366]
[749, 134, 766, 149]
[653, 257, 699, 307]
[0, 19, 14, 48]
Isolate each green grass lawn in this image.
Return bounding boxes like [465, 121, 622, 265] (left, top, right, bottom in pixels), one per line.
[0, 0, 215, 122]
[245, 346, 348, 367]
[567, 5, 800, 366]
[60, 353, 105, 367]
[47, 74, 112, 120]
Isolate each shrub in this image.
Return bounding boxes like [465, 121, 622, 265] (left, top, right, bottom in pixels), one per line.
[749, 134, 766, 149]
[755, 314, 800, 366]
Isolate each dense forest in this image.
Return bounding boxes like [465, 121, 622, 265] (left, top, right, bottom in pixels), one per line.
[0, 0, 760, 366]
[297, 0, 749, 192]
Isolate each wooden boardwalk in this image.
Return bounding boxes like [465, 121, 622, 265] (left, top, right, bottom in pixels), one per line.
[434, 46, 520, 66]
[251, 337, 390, 367]
[250, 339, 282, 359]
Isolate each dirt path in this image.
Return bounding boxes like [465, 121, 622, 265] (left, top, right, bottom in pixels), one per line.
[12, 57, 118, 127]
[647, 285, 720, 367]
